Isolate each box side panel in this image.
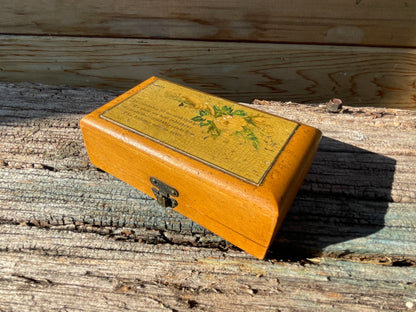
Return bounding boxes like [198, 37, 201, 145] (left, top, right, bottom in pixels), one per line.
[264, 124, 322, 250]
[176, 203, 270, 259]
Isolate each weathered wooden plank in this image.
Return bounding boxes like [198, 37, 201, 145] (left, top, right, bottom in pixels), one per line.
[1, 0, 415, 47]
[0, 82, 415, 261]
[1, 168, 415, 260]
[1, 224, 415, 312]
[1, 82, 416, 311]
[1, 36, 416, 109]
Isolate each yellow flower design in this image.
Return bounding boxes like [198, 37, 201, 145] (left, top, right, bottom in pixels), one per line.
[181, 101, 261, 150]
[215, 115, 246, 133]
[181, 95, 215, 115]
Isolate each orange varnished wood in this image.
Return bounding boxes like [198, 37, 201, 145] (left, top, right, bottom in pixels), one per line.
[80, 77, 321, 259]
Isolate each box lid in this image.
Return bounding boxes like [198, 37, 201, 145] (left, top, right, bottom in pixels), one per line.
[101, 78, 299, 185]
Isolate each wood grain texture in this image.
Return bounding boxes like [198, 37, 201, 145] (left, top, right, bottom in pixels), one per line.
[1, 36, 416, 109]
[1, 224, 415, 312]
[0, 81, 415, 257]
[1, 0, 415, 47]
[0, 82, 415, 311]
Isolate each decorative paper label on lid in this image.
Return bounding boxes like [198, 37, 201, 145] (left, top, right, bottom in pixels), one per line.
[101, 78, 298, 184]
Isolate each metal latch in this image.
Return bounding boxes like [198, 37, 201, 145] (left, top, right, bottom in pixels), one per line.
[150, 177, 179, 208]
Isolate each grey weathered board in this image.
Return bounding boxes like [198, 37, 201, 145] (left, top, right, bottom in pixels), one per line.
[0, 82, 415, 311]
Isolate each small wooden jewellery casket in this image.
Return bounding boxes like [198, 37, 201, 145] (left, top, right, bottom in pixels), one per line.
[80, 77, 321, 259]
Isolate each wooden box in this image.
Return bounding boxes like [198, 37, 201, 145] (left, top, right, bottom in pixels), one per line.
[80, 77, 321, 259]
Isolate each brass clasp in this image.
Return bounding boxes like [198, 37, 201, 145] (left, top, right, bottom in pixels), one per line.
[150, 177, 179, 208]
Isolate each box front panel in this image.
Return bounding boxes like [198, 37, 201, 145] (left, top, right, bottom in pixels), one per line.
[80, 117, 277, 259]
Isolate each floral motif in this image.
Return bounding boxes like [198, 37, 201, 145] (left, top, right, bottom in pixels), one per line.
[180, 98, 261, 150]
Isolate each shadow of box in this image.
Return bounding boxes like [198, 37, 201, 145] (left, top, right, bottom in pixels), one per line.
[270, 136, 396, 260]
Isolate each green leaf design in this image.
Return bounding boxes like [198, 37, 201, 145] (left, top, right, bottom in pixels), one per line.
[192, 115, 205, 122]
[213, 105, 221, 117]
[207, 122, 221, 138]
[220, 105, 233, 115]
[243, 116, 256, 126]
[235, 126, 260, 150]
[200, 109, 210, 116]
[251, 138, 260, 150]
[212, 105, 234, 117]
[188, 104, 260, 149]
[232, 110, 247, 116]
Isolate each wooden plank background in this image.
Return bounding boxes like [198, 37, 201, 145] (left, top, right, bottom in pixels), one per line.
[1, 35, 415, 109]
[1, 82, 415, 311]
[0, 1, 416, 108]
[1, 0, 415, 47]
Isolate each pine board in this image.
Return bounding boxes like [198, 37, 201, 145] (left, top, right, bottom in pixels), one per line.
[1, 36, 416, 108]
[1, 0, 415, 47]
